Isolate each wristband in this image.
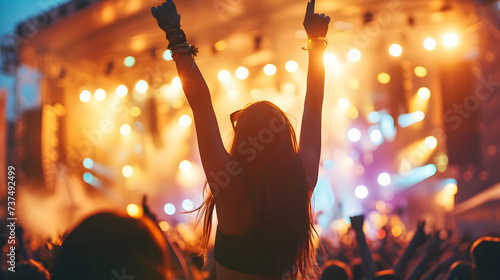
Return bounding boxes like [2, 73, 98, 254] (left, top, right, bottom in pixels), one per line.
[302, 37, 328, 50]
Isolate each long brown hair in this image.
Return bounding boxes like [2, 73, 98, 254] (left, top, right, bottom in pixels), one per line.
[196, 101, 317, 278]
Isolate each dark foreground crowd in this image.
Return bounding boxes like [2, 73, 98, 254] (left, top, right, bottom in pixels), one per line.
[1, 206, 499, 280]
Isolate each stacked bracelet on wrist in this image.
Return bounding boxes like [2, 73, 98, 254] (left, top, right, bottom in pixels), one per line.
[302, 37, 328, 50]
[165, 26, 198, 61]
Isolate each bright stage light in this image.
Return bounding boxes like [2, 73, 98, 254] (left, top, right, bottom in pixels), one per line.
[120, 124, 132, 136]
[348, 49, 361, 62]
[285, 60, 299, 73]
[164, 203, 176, 215]
[355, 185, 368, 199]
[83, 172, 93, 184]
[124, 56, 135, 67]
[378, 172, 391, 186]
[83, 158, 94, 169]
[179, 160, 192, 173]
[235, 67, 249, 80]
[159, 221, 170, 231]
[418, 87, 431, 100]
[263, 64, 277, 76]
[347, 128, 361, 143]
[398, 164, 437, 188]
[389, 44, 403, 57]
[443, 32, 460, 48]
[179, 115, 192, 127]
[116, 85, 128, 97]
[122, 165, 134, 178]
[172, 77, 182, 89]
[338, 98, 350, 110]
[130, 106, 141, 117]
[136, 80, 148, 93]
[369, 128, 383, 144]
[218, 70, 230, 82]
[444, 182, 458, 195]
[163, 49, 173, 61]
[425, 136, 438, 149]
[377, 73, 391, 84]
[94, 89, 106, 101]
[423, 37, 436, 51]
[126, 203, 141, 218]
[80, 90, 91, 102]
[414, 66, 427, 78]
[324, 53, 337, 65]
[398, 111, 425, 128]
[182, 199, 194, 211]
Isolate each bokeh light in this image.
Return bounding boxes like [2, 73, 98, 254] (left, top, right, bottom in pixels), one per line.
[425, 136, 438, 149]
[444, 183, 458, 195]
[182, 199, 194, 211]
[126, 203, 141, 218]
[214, 40, 227, 52]
[179, 115, 192, 127]
[159, 221, 170, 231]
[347, 128, 361, 143]
[79, 90, 91, 102]
[377, 73, 391, 84]
[94, 89, 106, 101]
[83, 158, 94, 169]
[122, 165, 134, 178]
[120, 124, 132, 136]
[124, 56, 135, 67]
[164, 203, 176, 215]
[130, 106, 141, 117]
[179, 160, 192, 173]
[136, 80, 148, 93]
[218, 70, 230, 82]
[263, 64, 277, 76]
[235, 67, 249, 80]
[414, 66, 427, 78]
[285, 60, 299, 73]
[116, 85, 128, 97]
[348, 49, 361, 62]
[389, 44, 403, 57]
[423, 37, 437, 51]
[355, 185, 368, 199]
[378, 172, 391, 186]
[418, 87, 431, 99]
[162, 49, 173, 61]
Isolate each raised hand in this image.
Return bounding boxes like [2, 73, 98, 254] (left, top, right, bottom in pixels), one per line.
[413, 219, 428, 246]
[350, 215, 365, 232]
[303, 0, 330, 39]
[151, 0, 181, 32]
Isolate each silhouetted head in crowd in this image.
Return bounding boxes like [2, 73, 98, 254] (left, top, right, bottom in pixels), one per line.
[51, 212, 169, 280]
[7, 260, 50, 280]
[375, 269, 401, 280]
[446, 261, 473, 280]
[321, 260, 352, 280]
[349, 258, 363, 280]
[470, 237, 500, 280]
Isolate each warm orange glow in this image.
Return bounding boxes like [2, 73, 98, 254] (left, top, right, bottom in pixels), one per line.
[378, 73, 391, 84]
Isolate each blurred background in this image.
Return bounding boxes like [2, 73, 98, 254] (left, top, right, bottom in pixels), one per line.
[1, 0, 499, 247]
